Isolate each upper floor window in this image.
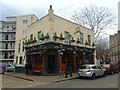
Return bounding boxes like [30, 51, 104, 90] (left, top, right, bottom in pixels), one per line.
[38, 31, 41, 40]
[64, 31, 70, 43]
[88, 35, 91, 45]
[23, 20, 28, 24]
[80, 32, 83, 44]
[22, 41, 24, 51]
[30, 34, 33, 40]
[22, 30, 27, 35]
[18, 43, 20, 53]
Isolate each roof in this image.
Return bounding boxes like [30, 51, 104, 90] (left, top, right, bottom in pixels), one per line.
[54, 14, 92, 31]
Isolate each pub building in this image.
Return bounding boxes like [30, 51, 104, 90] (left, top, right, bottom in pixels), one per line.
[15, 5, 95, 74]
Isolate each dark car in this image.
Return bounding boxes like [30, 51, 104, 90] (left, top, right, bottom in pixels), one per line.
[0, 63, 7, 74]
[103, 64, 117, 75]
[114, 63, 120, 72]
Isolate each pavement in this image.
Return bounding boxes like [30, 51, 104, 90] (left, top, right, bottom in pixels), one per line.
[4, 72, 78, 83]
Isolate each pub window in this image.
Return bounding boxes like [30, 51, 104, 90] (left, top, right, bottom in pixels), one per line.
[22, 41, 24, 51]
[18, 43, 20, 53]
[30, 34, 33, 40]
[19, 56, 22, 64]
[38, 31, 41, 40]
[80, 32, 83, 44]
[64, 31, 70, 43]
[88, 35, 91, 45]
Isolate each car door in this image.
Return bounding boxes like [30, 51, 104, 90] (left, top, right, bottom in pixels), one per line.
[97, 66, 104, 76]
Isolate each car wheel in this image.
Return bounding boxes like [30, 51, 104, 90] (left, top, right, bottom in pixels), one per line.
[111, 71, 114, 75]
[91, 73, 96, 80]
[103, 72, 106, 77]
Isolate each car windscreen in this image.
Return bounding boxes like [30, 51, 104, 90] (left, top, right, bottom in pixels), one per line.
[80, 65, 90, 69]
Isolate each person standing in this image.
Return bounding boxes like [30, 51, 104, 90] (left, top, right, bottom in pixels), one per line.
[25, 63, 29, 75]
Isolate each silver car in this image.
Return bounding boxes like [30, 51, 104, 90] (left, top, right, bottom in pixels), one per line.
[6, 64, 15, 72]
[78, 64, 106, 79]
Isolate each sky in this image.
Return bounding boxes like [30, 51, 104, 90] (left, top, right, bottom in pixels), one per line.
[0, 0, 119, 36]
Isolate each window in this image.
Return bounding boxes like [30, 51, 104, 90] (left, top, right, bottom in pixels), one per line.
[22, 42, 24, 51]
[22, 30, 27, 35]
[10, 43, 12, 49]
[88, 35, 91, 45]
[16, 56, 18, 64]
[5, 35, 8, 40]
[30, 34, 33, 40]
[5, 44, 8, 49]
[23, 20, 27, 24]
[19, 57, 22, 64]
[64, 31, 70, 43]
[38, 31, 41, 40]
[80, 32, 83, 44]
[18, 43, 20, 53]
[7, 26, 9, 28]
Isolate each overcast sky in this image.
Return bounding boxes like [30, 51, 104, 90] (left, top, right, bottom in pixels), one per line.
[0, 0, 119, 35]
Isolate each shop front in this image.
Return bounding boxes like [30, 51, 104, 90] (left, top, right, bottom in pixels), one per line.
[25, 42, 95, 75]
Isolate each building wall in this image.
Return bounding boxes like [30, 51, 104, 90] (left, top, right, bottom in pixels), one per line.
[118, 1, 120, 31]
[27, 9, 94, 47]
[110, 31, 120, 62]
[14, 15, 38, 66]
[14, 6, 95, 68]
[0, 17, 16, 64]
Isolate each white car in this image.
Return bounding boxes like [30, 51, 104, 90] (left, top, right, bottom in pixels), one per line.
[6, 64, 15, 72]
[78, 64, 106, 79]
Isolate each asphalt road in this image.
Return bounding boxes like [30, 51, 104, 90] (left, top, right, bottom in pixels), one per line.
[34, 73, 119, 88]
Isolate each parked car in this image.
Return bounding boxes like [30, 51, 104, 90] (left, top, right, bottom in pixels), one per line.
[78, 64, 106, 79]
[6, 64, 15, 72]
[0, 63, 7, 74]
[102, 64, 118, 75]
[114, 63, 120, 72]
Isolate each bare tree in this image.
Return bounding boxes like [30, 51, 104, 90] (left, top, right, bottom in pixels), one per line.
[72, 5, 116, 39]
[95, 36, 109, 60]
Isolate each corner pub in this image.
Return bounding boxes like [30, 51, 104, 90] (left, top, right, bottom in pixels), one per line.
[16, 5, 96, 75]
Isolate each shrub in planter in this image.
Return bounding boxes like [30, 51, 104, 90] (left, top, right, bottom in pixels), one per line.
[45, 33, 50, 39]
[76, 38, 80, 43]
[59, 33, 64, 40]
[92, 42, 95, 46]
[85, 40, 89, 45]
[39, 33, 45, 40]
[71, 37, 75, 42]
[53, 32, 58, 41]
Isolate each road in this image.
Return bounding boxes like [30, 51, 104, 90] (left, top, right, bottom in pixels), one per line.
[34, 73, 119, 88]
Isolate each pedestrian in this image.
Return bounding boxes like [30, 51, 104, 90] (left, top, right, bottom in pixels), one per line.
[65, 58, 72, 78]
[25, 63, 29, 75]
[28, 63, 32, 75]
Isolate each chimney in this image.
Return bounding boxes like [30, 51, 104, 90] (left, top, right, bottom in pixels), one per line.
[48, 5, 54, 14]
[48, 5, 54, 21]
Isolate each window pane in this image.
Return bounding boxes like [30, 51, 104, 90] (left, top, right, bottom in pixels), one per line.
[23, 20, 27, 24]
[80, 32, 83, 44]
[19, 57, 22, 64]
[64, 31, 70, 43]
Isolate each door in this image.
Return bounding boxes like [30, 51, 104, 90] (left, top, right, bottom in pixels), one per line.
[48, 55, 55, 73]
